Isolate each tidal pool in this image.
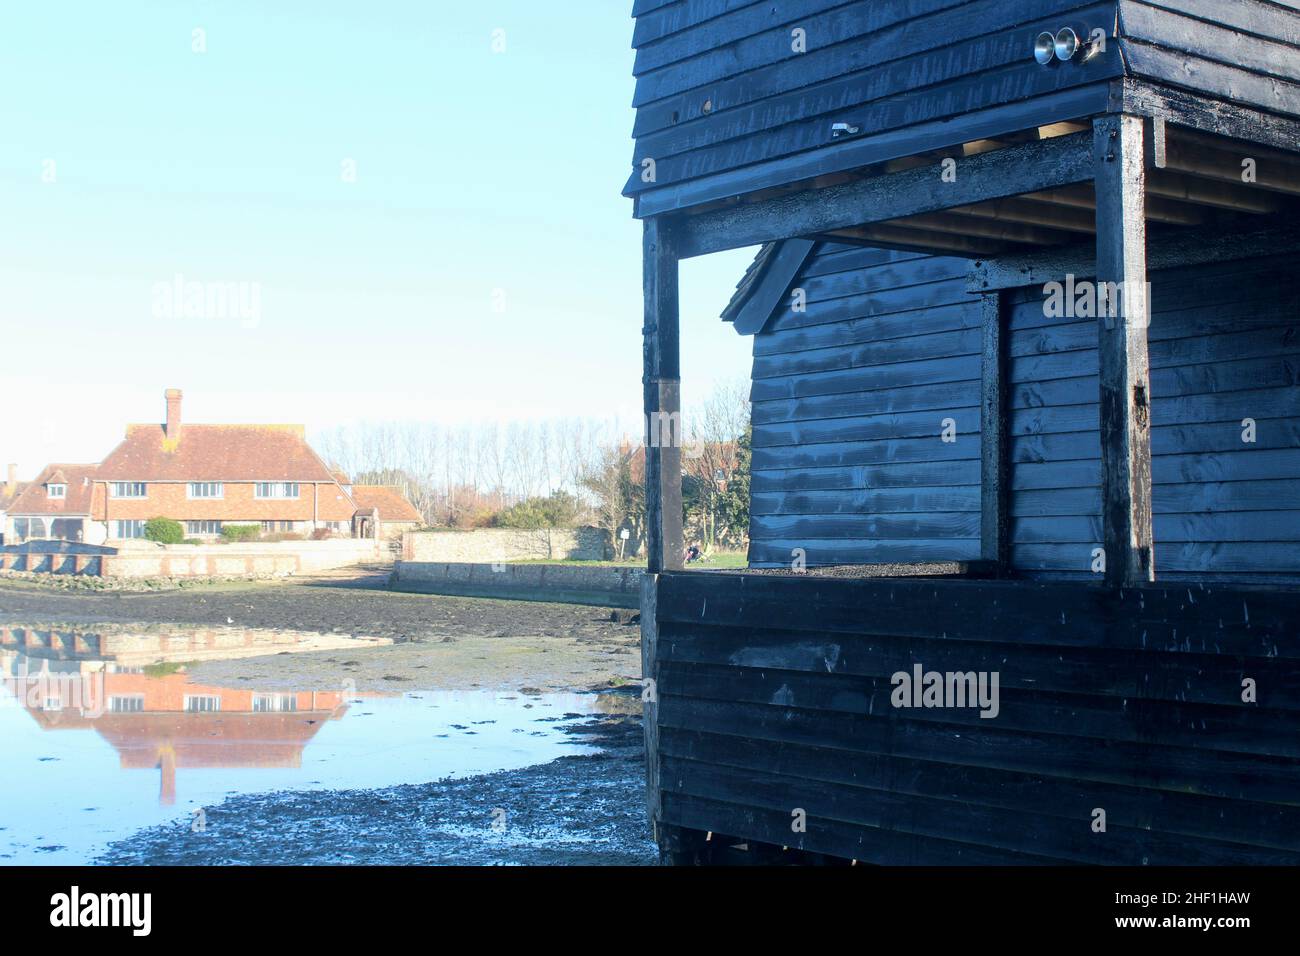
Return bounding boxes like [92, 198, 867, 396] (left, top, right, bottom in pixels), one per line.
[0, 625, 600, 865]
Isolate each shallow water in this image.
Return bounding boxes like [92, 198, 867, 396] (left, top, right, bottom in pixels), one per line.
[0, 625, 600, 865]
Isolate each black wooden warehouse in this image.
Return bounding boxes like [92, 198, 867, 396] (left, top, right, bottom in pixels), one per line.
[627, 0, 1300, 864]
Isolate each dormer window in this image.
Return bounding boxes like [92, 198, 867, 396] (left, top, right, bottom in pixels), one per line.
[47, 483, 66, 499]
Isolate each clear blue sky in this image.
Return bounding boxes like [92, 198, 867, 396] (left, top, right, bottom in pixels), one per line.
[0, 1, 756, 478]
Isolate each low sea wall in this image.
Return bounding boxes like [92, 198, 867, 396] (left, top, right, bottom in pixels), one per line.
[391, 561, 642, 609]
[1, 540, 382, 579]
[401, 527, 609, 563]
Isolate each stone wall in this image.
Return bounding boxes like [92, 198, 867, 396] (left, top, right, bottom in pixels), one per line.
[401, 527, 609, 563]
[391, 561, 642, 608]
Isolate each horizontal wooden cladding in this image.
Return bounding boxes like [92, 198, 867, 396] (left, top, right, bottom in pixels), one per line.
[626, 0, 1122, 205]
[655, 571, 1300, 658]
[660, 733, 1300, 863]
[636, 83, 1112, 219]
[1119, 1, 1300, 118]
[747, 538, 980, 565]
[752, 459, 982, 492]
[658, 691, 1300, 808]
[649, 570, 1300, 863]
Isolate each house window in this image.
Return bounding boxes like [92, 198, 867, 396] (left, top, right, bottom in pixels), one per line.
[184, 695, 221, 713]
[46, 483, 66, 499]
[260, 520, 296, 532]
[254, 482, 299, 499]
[188, 482, 223, 499]
[252, 694, 298, 713]
[110, 482, 147, 499]
[109, 696, 144, 713]
[185, 520, 223, 535]
[112, 519, 146, 539]
[14, 518, 48, 539]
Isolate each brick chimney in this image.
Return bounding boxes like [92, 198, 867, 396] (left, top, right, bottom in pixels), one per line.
[5, 463, 15, 497]
[165, 388, 183, 442]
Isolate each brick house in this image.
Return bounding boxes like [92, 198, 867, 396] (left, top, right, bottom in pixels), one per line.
[4, 389, 421, 544]
[3, 463, 101, 543]
[0, 464, 32, 545]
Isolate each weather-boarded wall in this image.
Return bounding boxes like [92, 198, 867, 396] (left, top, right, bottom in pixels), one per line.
[1008, 252, 1300, 580]
[649, 571, 1300, 864]
[625, 0, 1124, 216]
[747, 243, 983, 567]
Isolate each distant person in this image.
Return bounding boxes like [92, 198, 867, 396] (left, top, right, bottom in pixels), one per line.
[685, 543, 702, 563]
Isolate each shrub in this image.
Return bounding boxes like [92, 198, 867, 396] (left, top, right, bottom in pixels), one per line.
[144, 517, 184, 544]
[220, 523, 261, 543]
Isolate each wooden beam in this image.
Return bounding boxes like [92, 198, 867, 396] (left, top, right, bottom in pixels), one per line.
[823, 223, 1004, 258]
[1163, 139, 1300, 196]
[1117, 78, 1300, 157]
[1093, 115, 1155, 588]
[673, 131, 1096, 258]
[895, 211, 1077, 246]
[949, 198, 1098, 235]
[979, 292, 1008, 572]
[1023, 185, 1208, 226]
[642, 217, 684, 574]
[970, 224, 1300, 293]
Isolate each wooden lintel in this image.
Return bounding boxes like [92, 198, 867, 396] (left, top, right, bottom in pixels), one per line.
[672, 131, 1095, 258]
[1093, 114, 1155, 588]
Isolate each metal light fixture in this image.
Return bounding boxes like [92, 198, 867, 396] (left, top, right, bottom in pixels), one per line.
[1054, 27, 1079, 61]
[1033, 32, 1056, 65]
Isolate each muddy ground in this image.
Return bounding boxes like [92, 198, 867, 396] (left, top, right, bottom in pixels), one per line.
[0, 574, 642, 694]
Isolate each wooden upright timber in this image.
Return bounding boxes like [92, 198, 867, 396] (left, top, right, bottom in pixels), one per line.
[1093, 115, 1155, 587]
[642, 218, 684, 574]
[979, 292, 1009, 572]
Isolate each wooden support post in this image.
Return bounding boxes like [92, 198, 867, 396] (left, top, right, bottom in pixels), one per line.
[1093, 115, 1155, 587]
[642, 217, 684, 574]
[979, 292, 1009, 573]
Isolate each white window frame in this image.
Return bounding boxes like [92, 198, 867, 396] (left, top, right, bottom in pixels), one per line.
[254, 481, 300, 499]
[187, 481, 224, 499]
[185, 520, 223, 535]
[109, 481, 147, 499]
[183, 695, 221, 713]
[46, 483, 66, 499]
[109, 695, 145, 713]
[112, 519, 147, 539]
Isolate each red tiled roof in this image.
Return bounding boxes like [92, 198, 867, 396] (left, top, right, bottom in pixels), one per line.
[0, 482, 30, 511]
[350, 485, 422, 523]
[98, 424, 338, 482]
[6, 464, 100, 515]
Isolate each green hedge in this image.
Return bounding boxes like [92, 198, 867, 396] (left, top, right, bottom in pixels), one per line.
[144, 517, 184, 544]
[220, 523, 261, 542]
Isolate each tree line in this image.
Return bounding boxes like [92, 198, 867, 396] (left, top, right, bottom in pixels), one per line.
[311, 380, 751, 557]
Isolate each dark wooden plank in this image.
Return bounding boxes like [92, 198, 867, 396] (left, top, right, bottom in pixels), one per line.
[729, 239, 816, 335]
[751, 485, 980, 516]
[654, 572, 1300, 659]
[642, 218, 684, 573]
[662, 728, 1300, 852]
[751, 460, 983, 492]
[1093, 114, 1154, 587]
[1115, 78, 1300, 156]
[658, 690, 1300, 805]
[673, 130, 1095, 257]
[633, 83, 1114, 217]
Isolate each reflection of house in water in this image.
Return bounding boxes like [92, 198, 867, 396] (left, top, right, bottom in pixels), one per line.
[0, 626, 364, 804]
